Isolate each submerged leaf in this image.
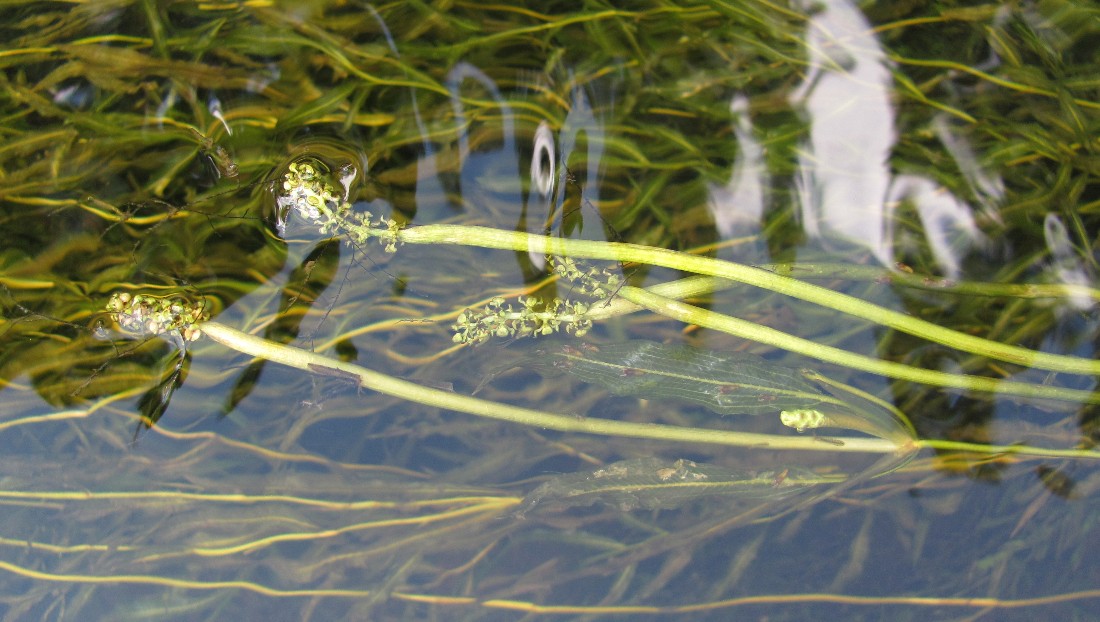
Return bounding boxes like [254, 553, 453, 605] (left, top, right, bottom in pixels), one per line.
[524, 340, 915, 443]
[517, 457, 830, 516]
[135, 352, 190, 440]
[530, 340, 832, 415]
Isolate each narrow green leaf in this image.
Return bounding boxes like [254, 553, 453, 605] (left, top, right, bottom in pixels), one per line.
[524, 339, 915, 443]
[529, 340, 842, 415]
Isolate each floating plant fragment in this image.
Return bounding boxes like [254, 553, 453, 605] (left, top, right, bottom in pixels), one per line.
[104, 292, 209, 354]
[102, 292, 209, 436]
[524, 339, 914, 443]
[517, 457, 833, 516]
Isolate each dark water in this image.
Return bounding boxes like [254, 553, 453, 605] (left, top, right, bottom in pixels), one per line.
[0, 1, 1098, 620]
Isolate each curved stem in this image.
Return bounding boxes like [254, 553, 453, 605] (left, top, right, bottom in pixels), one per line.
[616, 285, 1100, 405]
[199, 321, 902, 455]
[390, 224, 1100, 376]
[521, 273, 1097, 404]
[199, 321, 1100, 461]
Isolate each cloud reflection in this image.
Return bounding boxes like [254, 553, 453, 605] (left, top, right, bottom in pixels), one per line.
[707, 0, 990, 278]
[706, 95, 768, 239]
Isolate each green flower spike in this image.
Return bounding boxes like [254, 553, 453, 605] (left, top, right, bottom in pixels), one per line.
[452, 295, 593, 345]
[105, 292, 209, 346]
[553, 256, 623, 300]
[276, 159, 403, 253]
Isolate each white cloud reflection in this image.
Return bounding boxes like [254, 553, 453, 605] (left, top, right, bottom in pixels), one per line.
[706, 95, 767, 239]
[792, 0, 987, 278]
[708, 0, 989, 278]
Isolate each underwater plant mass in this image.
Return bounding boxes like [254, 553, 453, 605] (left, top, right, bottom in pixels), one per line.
[1, 1, 1099, 619]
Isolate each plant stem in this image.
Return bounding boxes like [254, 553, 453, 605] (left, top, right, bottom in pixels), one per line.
[199, 321, 903, 455]
[763, 262, 1100, 303]
[917, 439, 1100, 460]
[389, 224, 1100, 376]
[616, 285, 1100, 405]
[199, 321, 1100, 462]
[556, 274, 1098, 403]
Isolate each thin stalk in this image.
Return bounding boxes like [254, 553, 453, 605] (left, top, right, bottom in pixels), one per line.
[917, 439, 1100, 461]
[199, 322, 1100, 461]
[616, 285, 1100, 405]
[585, 277, 1099, 404]
[763, 262, 1100, 303]
[199, 321, 902, 455]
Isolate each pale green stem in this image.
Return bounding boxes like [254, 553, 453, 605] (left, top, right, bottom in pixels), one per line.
[917, 439, 1100, 460]
[389, 224, 1100, 376]
[576, 275, 1099, 404]
[583, 275, 726, 320]
[199, 321, 903, 455]
[763, 262, 1100, 303]
[200, 321, 1100, 461]
[616, 285, 1100, 405]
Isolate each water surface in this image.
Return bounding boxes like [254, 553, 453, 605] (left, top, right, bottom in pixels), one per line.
[0, 1, 1098, 620]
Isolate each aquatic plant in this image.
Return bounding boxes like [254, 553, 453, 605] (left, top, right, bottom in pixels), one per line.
[2, 0, 1099, 619]
[98, 160, 1100, 462]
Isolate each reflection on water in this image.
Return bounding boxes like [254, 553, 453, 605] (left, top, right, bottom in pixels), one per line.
[1044, 213, 1099, 312]
[791, 0, 898, 264]
[788, 0, 985, 277]
[0, 1, 1098, 619]
[706, 94, 767, 239]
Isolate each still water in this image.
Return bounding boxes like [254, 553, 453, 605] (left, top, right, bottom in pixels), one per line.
[0, 1, 1097, 620]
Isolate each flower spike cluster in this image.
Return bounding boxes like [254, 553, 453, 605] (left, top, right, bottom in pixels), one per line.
[553, 256, 623, 299]
[277, 159, 401, 252]
[452, 296, 593, 345]
[277, 160, 626, 347]
[105, 292, 209, 343]
[451, 257, 624, 345]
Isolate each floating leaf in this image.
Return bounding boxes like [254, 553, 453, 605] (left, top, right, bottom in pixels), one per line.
[517, 457, 832, 516]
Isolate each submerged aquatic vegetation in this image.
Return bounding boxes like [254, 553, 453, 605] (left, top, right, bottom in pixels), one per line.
[1, 0, 1099, 619]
